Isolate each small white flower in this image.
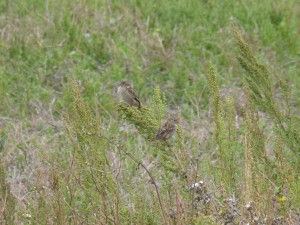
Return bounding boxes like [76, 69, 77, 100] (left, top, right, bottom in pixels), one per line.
[23, 213, 32, 219]
[84, 33, 91, 39]
[189, 181, 204, 190]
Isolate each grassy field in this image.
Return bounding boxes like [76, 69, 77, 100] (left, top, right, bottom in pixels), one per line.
[1, 0, 300, 224]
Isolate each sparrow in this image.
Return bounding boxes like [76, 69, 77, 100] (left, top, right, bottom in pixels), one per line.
[117, 81, 141, 108]
[152, 117, 179, 144]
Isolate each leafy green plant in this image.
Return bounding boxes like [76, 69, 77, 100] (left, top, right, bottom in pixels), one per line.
[0, 130, 16, 224]
[205, 63, 240, 193]
[63, 78, 120, 224]
[235, 31, 300, 217]
[235, 32, 300, 169]
[117, 86, 167, 141]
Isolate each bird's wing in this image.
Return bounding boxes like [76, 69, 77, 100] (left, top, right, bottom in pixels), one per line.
[153, 121, 174, 140]
[127, 86, 141, 107]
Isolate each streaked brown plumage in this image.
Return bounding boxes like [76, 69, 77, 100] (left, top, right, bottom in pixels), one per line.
[152, 117, 178, 142]
[117, 81, 141, 108]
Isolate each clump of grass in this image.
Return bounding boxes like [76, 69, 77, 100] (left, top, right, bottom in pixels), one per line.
[201, 31, 300, 221]
[235, 32, 300, 220]
[235, 31, 300, 169]
[205, 63, 240, 193]
[48, 167, 66, 225]
[205, 64, 225, 152]
[243, 88, 269, 210]
[0, 162, 16, 224]
[63, 78, 120, 224]
[0, 130, 16, 224]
